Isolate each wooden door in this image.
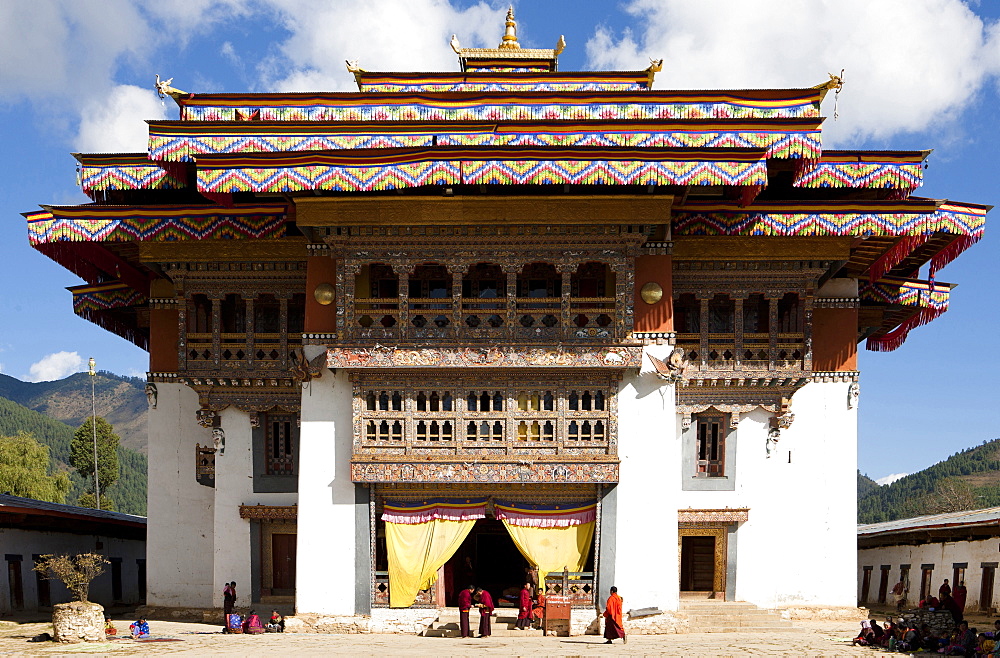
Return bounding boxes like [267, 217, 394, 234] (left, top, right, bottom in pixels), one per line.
[272, 534, 297, 594]
[6, 560, 23, 610]
[860, 567, 872, 604]
[877, 567, 889, 604]
[680, 536, 716, 591]
[981, 566, 995, 612]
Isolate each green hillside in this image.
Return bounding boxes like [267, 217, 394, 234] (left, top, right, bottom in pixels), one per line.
[0, 395, 147, 515]
[0, 371, 147, 454]
[859, 439, 1000, 523]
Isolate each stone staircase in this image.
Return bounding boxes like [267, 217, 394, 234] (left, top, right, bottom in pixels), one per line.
[423, 608, 544, 638]
[679, 601, 803, 633]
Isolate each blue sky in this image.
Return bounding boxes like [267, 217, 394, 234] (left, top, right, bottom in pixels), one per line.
[0, 1, 998, 481]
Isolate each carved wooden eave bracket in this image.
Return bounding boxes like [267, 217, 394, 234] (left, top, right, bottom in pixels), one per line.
[351, 459, 619, 484]
[676, 380, 805, 431]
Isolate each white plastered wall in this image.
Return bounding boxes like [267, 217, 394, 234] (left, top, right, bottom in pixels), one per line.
[614, 344, 680, 611]
[675, 381, 858, 608]
[295, 367, 357, 615]
[858, 539, 1000, 612]
[146, 383, 216, 607]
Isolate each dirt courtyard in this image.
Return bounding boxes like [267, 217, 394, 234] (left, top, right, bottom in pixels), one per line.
[0, 617, 898, 656]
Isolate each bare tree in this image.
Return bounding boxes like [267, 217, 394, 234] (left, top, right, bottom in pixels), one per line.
[33, 554, 109, 602]
[922, 478, 980, 515]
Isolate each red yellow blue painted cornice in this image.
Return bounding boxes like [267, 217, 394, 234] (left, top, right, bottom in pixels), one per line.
[24, 204, 288, 245]
[353, 70, 654, 92]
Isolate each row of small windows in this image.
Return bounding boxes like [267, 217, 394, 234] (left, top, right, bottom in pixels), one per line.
[364, 390, 607, 412]
[359, 262, 613, 300]
[188, 293, 306, 334]
[674, 293, 803, 335]
[364, 419, 605, 442]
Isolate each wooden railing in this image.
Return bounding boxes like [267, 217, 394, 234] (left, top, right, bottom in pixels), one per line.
[183, 332, 301, 371]
[675, 332, 806, 372]
[543, 569, 595, 606]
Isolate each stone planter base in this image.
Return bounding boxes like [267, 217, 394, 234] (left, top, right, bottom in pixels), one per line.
[52, 601, 104, 643]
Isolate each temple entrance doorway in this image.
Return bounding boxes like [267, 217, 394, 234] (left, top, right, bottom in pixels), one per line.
[678, 526, 727, 600]
[443, 518, 528, 607]
[271, 533, 297, 595]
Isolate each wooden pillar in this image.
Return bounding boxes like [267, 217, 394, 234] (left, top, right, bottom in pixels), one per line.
[149, 280, 179, 373]
[211, 297, 222, 367]
[245, 297, 255, 369]
[699, 297, 709, 371]
[768, 297, 779, 371]
[733, 296, 745, 371]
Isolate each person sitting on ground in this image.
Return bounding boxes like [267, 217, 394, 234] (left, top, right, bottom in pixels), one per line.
[869, 619, 884, 644]
[243, 609, 265, 634]
[266, 610, 284, 633]
[941, 620, 976, 655]
[979, 631, 996, 655]
[896, 621, 921, 653]
[880, 617, 897, 648]
[129, 616, 149, 639]
[940, 578, 952, 599]
[851, 620, 875, 646]
[104, 617, 117, 637]
[225, 612, 243, 634]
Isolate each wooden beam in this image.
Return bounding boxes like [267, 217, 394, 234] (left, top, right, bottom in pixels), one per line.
[294, 194, 674, 227]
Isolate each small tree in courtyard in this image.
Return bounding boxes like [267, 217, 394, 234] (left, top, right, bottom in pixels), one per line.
[33, 553, 109, 602]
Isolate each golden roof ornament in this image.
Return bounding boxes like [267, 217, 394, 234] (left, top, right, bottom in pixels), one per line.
[154, 74, 187, 101]
[498, 6, 520, 50]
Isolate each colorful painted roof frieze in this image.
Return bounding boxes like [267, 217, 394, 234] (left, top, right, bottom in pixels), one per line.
[793, 151, 927, 191]
[673, 200, 985, 239]
[194, 147, 769, 193]
[25, 204, 287, 245]
[863, 277, 953, 353]
[69, 280, 149, 349]
[353, 71, 653, 93]
[75, 153, 185, 196]
[860, 277, 950, 313]
[175, 89, 823, 123]
[147, 119, 823, 162]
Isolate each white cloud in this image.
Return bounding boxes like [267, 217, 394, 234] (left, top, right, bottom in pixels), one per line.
[26, 351, 84, 382]
[75, 85, 168, 153]
[585, 0, 1000, 145]
[876, 472, 909, 486]
[258, 0, 506, 92]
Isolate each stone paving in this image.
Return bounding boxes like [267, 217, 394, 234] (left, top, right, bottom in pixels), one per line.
[0, 618, 898, 656]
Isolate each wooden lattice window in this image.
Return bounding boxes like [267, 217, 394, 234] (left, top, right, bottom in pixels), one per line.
[266, 413, 297, 475]
[695, 413, 726, 477]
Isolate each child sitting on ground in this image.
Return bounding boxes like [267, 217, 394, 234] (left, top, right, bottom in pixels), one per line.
[129, 616, 149, 638]
[266, 610, 284, 632]
[104, 617, 117, 637]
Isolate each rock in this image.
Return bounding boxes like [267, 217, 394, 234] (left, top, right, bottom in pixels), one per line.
[51, 601, 104, 643]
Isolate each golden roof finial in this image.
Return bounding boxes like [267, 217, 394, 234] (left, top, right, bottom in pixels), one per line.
[498, 5, 520, 50]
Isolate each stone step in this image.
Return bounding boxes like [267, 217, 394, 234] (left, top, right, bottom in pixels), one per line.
[425, 627, 545, 638]
[684, 612, 786, 621]
[699, 626, 805, 633]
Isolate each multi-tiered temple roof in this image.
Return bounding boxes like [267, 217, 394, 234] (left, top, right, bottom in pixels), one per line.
[25, 9, 988, 353]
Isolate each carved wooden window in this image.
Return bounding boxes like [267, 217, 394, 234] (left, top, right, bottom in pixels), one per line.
[695, 412, 727, 477]
[777, 293, 802, 333]
[708, 294, 735, 333]
[356, 377, 616, 451]
[220, 294, 245, 333]
[266, 413, 297, 475]
[288, 293, 306, 334]
[188, 294, 211, 333]
[255, 294, 281, 333]
[675, 293, 700, 334]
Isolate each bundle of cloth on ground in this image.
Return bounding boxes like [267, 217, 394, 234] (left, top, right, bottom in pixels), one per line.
[382, 497, 596, 608]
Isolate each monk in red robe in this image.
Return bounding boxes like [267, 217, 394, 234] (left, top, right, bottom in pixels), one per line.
[953, 580, 968, 616]
[532, 588, 546, 628]
[457, 584, 474, 638]
[475, 587, 494, 638]
[516, 582, 533, 630]
[603, 586, 626, 644]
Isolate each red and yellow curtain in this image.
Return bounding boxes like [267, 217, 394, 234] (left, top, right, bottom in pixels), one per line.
[494, 500, 596, 583]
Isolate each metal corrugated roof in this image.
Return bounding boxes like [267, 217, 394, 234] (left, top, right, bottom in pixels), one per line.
[857, 506, 1000, 537]
[0, 493, 146, 525]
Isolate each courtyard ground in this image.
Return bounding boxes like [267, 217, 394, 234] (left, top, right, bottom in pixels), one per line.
[0, 616, 903, 656]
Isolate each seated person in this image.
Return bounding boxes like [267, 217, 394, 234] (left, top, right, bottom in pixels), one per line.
[225, 612, 243, 634]
[266, 610, 284, 633]
[852, 620, 874, 646]
[896, 622, 920, 652]
[129, 617, 149, 638]
[104, 617, 117, 637]
[920, 594, 940, 608]
[243, 610, 265, 634]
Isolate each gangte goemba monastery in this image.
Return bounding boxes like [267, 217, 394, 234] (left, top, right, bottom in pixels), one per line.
[24, 10, 989, 628]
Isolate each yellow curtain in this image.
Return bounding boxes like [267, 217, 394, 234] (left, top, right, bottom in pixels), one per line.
[385, 519, 476, 608]
[501, 520, 595, 583]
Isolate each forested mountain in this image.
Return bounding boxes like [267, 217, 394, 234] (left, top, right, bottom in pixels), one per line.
[858, 439, 1000, 523]
[0, 394, 147, 515]
[0, 371, 147, 454]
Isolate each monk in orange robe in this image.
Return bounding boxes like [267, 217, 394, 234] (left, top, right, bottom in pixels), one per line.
[603, 586, 626, 644]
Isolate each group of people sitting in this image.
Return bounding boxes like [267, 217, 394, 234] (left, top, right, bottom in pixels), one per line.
[102, 616, 149, 639]
[852, 617, 1000, 655]
[224, 609, 285, 634]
